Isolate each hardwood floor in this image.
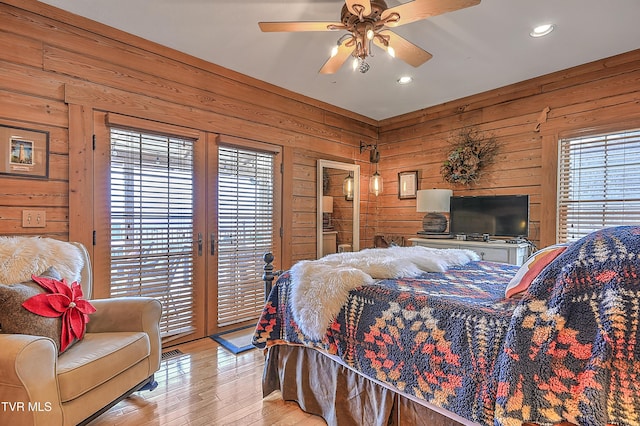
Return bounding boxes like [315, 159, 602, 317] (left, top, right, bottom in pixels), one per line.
[88, 338, 326, 426]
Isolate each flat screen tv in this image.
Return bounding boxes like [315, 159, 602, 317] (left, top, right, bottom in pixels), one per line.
[449, 195, 529, 238]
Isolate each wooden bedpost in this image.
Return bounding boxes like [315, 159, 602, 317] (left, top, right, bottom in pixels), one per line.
[262, 252, 280, 301]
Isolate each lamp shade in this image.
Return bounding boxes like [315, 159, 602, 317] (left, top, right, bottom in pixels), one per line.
[322, 196, 334, 213]
[416, 189, 452, 213]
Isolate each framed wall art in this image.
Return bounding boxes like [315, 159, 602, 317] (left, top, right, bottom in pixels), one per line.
[0, 124, 49, 179]
[398, 170, 418, 199]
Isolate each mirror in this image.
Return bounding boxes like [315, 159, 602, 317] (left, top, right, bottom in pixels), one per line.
[317, 159, 360, 259]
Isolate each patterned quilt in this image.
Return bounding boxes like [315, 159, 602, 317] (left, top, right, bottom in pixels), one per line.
[253, 226, 640, 426]
[253, 260, 521, 425]
[495, 226, 640, 426]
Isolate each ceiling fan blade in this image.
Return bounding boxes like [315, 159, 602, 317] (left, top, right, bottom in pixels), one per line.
[375, 30, 432, 67]
[382, 0, 480, 27]
[259, 21, 343, 32]
[319, 42, 354, 74]
[345, 0, 372, 18]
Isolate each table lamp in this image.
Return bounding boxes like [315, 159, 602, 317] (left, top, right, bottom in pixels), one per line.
[416, 189, 452, 235]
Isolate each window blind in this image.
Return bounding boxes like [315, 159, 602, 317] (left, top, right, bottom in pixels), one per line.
[217, 146, 275, 327]
[558, 128, 640, 242]
[109, 128, 196, 339]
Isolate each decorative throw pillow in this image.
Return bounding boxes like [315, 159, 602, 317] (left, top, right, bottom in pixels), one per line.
[0, 267, 64, 352]
[505, 244, 569, 298]
[22, 272, 96, 353]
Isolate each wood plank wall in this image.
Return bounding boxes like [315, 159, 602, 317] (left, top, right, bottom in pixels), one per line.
[0, 0, 376, 269]
[1, 0, 638, 265]
[375, 49, 640, 249]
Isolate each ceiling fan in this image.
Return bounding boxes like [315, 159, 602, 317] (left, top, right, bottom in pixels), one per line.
[259, 0, 481, 74]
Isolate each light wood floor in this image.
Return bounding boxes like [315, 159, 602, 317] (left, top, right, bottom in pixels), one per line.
[87, 338, 326, 426]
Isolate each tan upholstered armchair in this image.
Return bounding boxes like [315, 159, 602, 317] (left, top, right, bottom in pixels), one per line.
[0, 237, 162, 426]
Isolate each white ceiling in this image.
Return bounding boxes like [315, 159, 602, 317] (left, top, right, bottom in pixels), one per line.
[38, 0, 640, 121]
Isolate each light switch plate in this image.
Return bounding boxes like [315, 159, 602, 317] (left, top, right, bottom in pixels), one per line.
[22, 210, 46, 228]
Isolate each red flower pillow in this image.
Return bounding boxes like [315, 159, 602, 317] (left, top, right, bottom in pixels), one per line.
[22, 272, 96, 353]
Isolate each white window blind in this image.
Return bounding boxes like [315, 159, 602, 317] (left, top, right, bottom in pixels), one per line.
[218, 146, 275, 327]
[110, 128, 196, 339]
[558, 128, 640, 242]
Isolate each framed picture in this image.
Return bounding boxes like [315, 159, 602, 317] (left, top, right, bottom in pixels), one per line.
[0, 124, 49, 178]
[398, 170, 418, 199]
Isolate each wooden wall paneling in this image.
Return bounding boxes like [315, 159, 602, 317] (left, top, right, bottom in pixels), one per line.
[64, 83, 364, 156]
[2, 0, 640, 253]
[291, 149, 320, 262]
[324, 110, 378, 140]
[379, 51, 639, 137]
[0, 90, 67, 127]
[539, 133, 559, 248]
[44, 46, 359, 146]
[1, 0, 376, 257]
[7, 0, 378, 131]
[547, 97, 640, 133]
[379, 50, 639, 133]
[541, 55, 640, 93]
[2, 1, 374, 151]
[0, 64, 70, 240]
[0, 206, 68, 235]
[0, 179, 68, 234]
[281, 146, 295, 269]
[374, 49, 640, 249]
[67, 104, 95, 260]
[0, 29, 43, 67]
[0, 62, 66, 101]
[37, 12, 371, 134]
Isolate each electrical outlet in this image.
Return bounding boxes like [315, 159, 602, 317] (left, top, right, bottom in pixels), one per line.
[22, 210, 46, 228]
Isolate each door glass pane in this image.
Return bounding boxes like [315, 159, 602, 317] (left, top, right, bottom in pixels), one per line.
[109, 128, 196, 338]
[218, 146, 274, 327]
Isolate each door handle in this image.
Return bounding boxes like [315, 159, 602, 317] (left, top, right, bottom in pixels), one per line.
[210, 233, 215, 256]
[197, 233, 203, 256]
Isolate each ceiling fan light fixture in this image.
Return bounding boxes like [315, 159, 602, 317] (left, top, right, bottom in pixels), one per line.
[530, 23, 555, 37]
[259, 0, 479, 74]
[331, 45, 339, 57]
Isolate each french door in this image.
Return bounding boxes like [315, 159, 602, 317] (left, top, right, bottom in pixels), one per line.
[93, 113, 281, 344]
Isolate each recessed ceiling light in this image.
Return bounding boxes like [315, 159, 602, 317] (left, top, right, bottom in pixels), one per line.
[397, 76, 413, 85]
[530, 23, 555, 38]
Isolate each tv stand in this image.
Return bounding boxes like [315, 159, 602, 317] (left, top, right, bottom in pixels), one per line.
[409, 237, 531, 266]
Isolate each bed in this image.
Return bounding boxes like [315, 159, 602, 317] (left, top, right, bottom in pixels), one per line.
[253, 226, 640, 426]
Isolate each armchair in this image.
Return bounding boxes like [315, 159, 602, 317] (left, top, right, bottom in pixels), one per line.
[0, 237, 162, 426]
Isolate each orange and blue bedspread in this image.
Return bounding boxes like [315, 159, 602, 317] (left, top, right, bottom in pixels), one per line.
[254, 226, 640, 425]
[253, 261, 521, 425]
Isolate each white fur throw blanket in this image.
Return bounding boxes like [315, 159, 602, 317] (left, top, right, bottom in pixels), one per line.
[290, 246, 480, 340]
[0, 236, 84, 284]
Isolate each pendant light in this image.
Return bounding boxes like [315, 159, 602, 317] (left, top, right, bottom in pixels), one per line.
[343, 171, 354, 200]
[369, 165, 383, 196]
[360, 141, 383, 196]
